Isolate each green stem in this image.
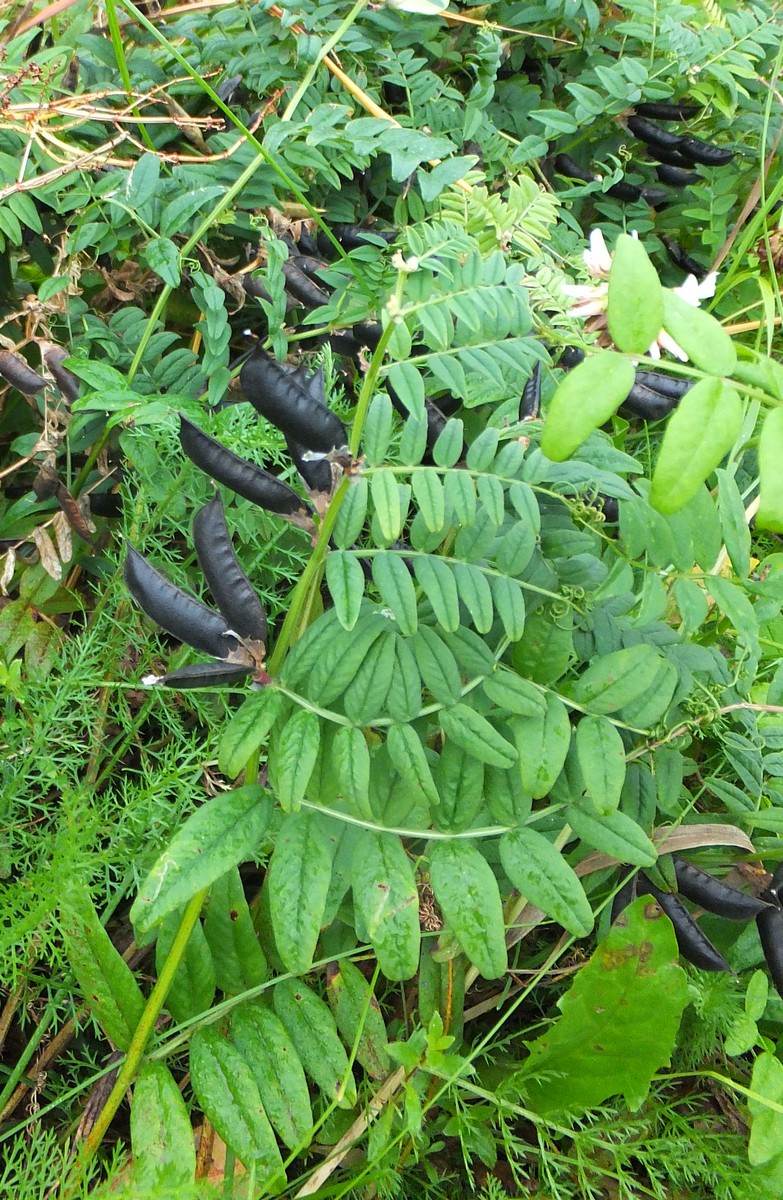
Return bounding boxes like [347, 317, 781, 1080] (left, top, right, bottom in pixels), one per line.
[105, 0, 155, 150]
[66, 889, 208, 1180]
[281, 0, 370, 122]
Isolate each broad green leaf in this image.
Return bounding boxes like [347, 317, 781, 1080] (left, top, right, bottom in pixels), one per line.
[465, 427, 500, 471]
[573, 644, 663, 713]
[326, 958, 390, 1080]
[131, 787, 273, 933]
[372, 552, 418, 635]
[156, 910, 215, 1023]
[386, 634, 423, 721]
[414, 556, 460, 632]
[412, 470, 446, 532]
[618, 658, 678, 728]
[202, 867, 267, 995]
[444, 469, 476, 525]
[521, 897, 688, 1115]
[363, 392, 394, 465]
[511, 693, 571, 799]
[756, 407, 783, 533]
[399, 409, 428, 464]
[704, 574, 759, 646]
[411, 625, 463, 704]
[332, 475, 368, 549]
[508, 481, 540, 531]
[490, 574, 526, 640]
[281, 610, 341, 689]
[231, 1004, 313, 1151]
[142, 237, 180, 287]
[371, 469, 404, 541]
[432, 418, 464, 467]
[576, 715, 626, 816]
[607, 233, 663, 354]
[453, 562, 494, 633]
[674, 576, 709, 635]
[126, 152, 161, 209]
[500, 828, 593, 937]
[332, 725, 372, 818]
[219, 688, 284, 779]
[482, 669, 545, 717]
[495, 521, 536, 576]
[748, 1052, 783, 1166]
[477, 475, 505, 525]
[439, 703, 518, 768]
[326, 551, 365, 631]
[275, 709, 321, 813]
[190, 1026, 285, 1179]
[131, 1063, 196, 1191]
[566, 805, 657, 866]
[343, 630, 397, 721]
[512, 608, 574, 685]
[433, 738, 485, 832]
[273, 978, 357, 1108]
[429, 841, 507, 980]
[387, 723, 440, 809]
[352, 830, 420, 980]
[315, 617, 387, 706]
[540, 352, 635, 461]
[650, 379, 743, 514]
[660, 288, 737, 375]
[268, 811, 333, 973]
[716, 468, 751, 578]
[60, 883, 145, 1050]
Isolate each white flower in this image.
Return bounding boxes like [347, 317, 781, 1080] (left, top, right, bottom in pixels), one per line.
[583, 229, 613, 279]
[646, 271, 718, 360]
[561, 281, 608, 318]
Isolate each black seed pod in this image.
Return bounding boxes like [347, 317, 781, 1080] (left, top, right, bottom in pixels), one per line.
[621, 381, 681, 421]
[520, 362, 542, 421]
[179, 415, 313, 520]
[606, 178, 643, 203]
[240, 348, 347, 454]
[656, 163, 701, 187]
[192, 495, 268, 646]
[553, 154, 597, 183]
[318, 224, 397, 255]
[145, 662, 253, 688]
[0, 351, 47, 394]
[637, 876, 732, 972]
[758, 906, 783, 999]
[285, 436, 334, 497]
[626, 115, 686, 152]
[282, 259, 331, 308]
[648, 145, 697, 168]
[42, 344, 80, 404]
[611, 870, 639, 923]
[675, 137, 734, 167]
[768, 862, 783, 900]
[291, 254, 330, 282]
[640, 186, 672, 209]
[124, 544, 240, 660]
[558, 346, 586, 370]
[674, 857, 772, 920]
[661, 236, 708, 278]
[634, 370, 692, 399]
[352, 321, 384, 351]
[635, 101, 702, 120]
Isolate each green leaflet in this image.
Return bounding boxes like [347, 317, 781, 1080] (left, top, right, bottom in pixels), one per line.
[508, 481, 540, 531]
[414, 556, 461, 632]
[477, 474, 505, 525]
[332, 725, 372, 819]
[372, 551, 418, 635]
[573, 644, 663, 714]
[231, 1003, 313, 1151]
[511, 693, 571, 799]
[756, 407, 783, 533]
[520, 897, 688, 1115]
[660, 288, 737, 376]
[363, 391, 394, 465]
[490, 573, 526, 640]
[566, 804, 658, 866]
[274, 708, 321, 813]
[432, 418, 464, 467]
[332, 475, 369, 549]
[343, 630, 397, 721]
[748, 1051, 783, 1166]
[418, 942, 465, 1046]
[273, 977, 357, 1108]
[433, 737, 484, 832]
[495, 520, 537, 576]
[201, 868, 267, 996]
[412, 469, 446, 532]
[326, 958, 391, 1080]
[268, 810, 334, 973]
[444, 469, 477, 525]
[410, 625, 463, 704]
[190, 1026, 285, 1180]
[650, 379, 743, 515]
[156, 909, 215, 1023]
[385, 634, 423, 721]
[219, 688, 284, 780]
[607, 233, 663, 354]
[453, 562, 494, 633]
[386, 723, 441, 809]
[371, 468, 405, 541]
[131, 1063, 196, 1191]
[315, 616, 388, 706]
[540, 351, 635, 461]
[704, 575, 759, 647]
[439, 703, 518, 768]
[716, 468, 752, 578]
[466, 426, 500, 471]
[429, 840, 507, 980]
[575, 714, 627, 816]
[618, 658, 678, 728]
[499, 827, 593, 937]
[326, 551, 365, 631]
[400, 408, 428, 464]
[60, 883, 145, 1051]
[512, 608, 574, 685]
[352, 830, 420, 980]
[131, 787, 272, 933]
[281, 609, 341, 689]
[482, 668, 545, 717]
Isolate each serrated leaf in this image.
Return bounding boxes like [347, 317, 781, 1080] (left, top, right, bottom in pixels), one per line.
[414, 556, 460, 632]
[650, 379, 743, 515]
[573, 644, 663, 714]
[268, 811, 333, 973]
[566, 805, 657, 866]
[607, 234, 663, 354]
[429, 841, 507, 979]
[453, 562, 494, 633]
[541, 352, 635, 461]
[131, 787, 273, 932]
[326, 959, 390, 1080]
[275, 709, 321, 813]
[60, 883, 145, 1050]
[439, 703, 517, 768]
[387, 723, 440, 809]
[576, 715, 626, 817]
[202, 867, 267, 995]
[231, 1004, 313, 1151]
[131, 1063, 196, 1191]
[500, 828, 593, 937]
[352, 830, 420, 980]
[274, 977, 357, 1108]
[412, 470, 446, 532]
[190, 1026, 285, 1178]
[219, 689, 285, 779]
[332, 725, 372, 818]
[661, 289, 736, 375]
[372, 551, 418, 635]
[326, 551, 365, 631]
[511, 693, 571, 798]
[521, 897, 687, 1114]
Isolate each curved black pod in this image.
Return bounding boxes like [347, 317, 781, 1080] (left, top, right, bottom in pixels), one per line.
[520, 361, 542, 421]
[635, 100, 702, 120]
[674, 857, 772, 920]
[286, 436, 334, 496]
[124, 544, 240, 661]
[626, 115, 686, 152]
[621, 381, 680, 421]
[675, 137, 734, 167]
[656, 163, 701, 187]
[192, 495, 268, 647]
[240, 348, 347, 454]
[144, 661, 253, 689]
[636, 876, 732, 972]
[757, 905, 783, 999]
